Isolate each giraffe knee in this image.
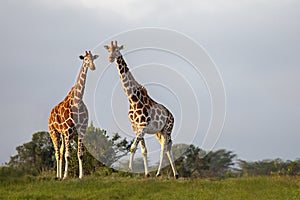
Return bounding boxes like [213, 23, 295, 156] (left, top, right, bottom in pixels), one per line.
[141, 147, 147, 156]
[78, 149, 84, 160]
[139, 138, 147, 155]
[65, 150, 70, 157]
[78, 155, 84, 160]
[65, 154, 70, 162]
[130, 141, 138, 153]
[55, 151, 60, 160]
[130, 147, 136, 153]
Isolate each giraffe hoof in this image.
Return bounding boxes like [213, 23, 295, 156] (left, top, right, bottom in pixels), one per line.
[145, 173, 150, 178]
[156, 173, 161, 177]
[175, 174, 179, 179]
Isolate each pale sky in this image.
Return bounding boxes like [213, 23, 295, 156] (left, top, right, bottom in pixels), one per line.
[0, 0, 299, 165]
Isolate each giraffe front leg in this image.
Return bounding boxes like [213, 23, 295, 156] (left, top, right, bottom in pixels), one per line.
[139, 138, 150, 177]
[129, 137, 139, 172]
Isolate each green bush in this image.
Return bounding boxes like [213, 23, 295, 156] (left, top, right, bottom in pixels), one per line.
[0, 166, 24, 178]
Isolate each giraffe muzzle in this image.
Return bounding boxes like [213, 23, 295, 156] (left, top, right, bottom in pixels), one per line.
[109, 57, 115, 63]
[89, 63, 96, 70]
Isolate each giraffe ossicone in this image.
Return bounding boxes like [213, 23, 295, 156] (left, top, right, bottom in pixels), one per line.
[48, 51, 98, 180]
[104, 41, 179, 178]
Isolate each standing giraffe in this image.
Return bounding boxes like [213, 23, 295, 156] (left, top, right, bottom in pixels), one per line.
[104, 41, 178, 178]
[48, 51, 98, 179]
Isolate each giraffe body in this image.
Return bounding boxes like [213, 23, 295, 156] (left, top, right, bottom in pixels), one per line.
[48, 51, 98, 179]
[105, 41, 178, 178]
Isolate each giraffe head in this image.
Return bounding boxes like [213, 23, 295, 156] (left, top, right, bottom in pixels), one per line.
[79, 51, 99, 70]
[104, 41, 125, 63]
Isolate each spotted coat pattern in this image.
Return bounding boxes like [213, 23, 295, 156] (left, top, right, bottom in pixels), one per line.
[104, 41, 178, 178]
[48, 51, 98, 179]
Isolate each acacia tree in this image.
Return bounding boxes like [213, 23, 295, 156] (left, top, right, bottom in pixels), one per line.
[238, 158, 300, 176]
[161, 145, 237, 178]
[68, 123, 132, 177]
[7, 131, 54, 175]
[7, 124, 132, 176]
[84, 123, 132, 167]
[203, 149, 237, 178]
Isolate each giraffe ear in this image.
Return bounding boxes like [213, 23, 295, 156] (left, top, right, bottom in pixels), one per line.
[79, 55, 84, 60]
[93, 55, 99, 60]
[119, 45, 125, 50]
[104, 45, 109, 50]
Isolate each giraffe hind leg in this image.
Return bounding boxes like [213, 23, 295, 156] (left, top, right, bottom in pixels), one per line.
[77, 131, 85, 179]
[158, 115, 179, 179]
[59, 135, 65, 180]
[62, 134, 71, 180]
[157, 134, 178, 178]
[155, 132, 164, 177]
[49, 129, 62, 180]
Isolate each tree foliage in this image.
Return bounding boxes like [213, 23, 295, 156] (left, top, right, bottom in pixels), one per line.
[6, 127, 300, 179]
[238, 158, 300, 176]
[84, 123, 132, 167]
[162, 144, 237, 178]
[68, 123, 132, 177]
[7, 131, 54, 175]
[6, 124, 131, 177]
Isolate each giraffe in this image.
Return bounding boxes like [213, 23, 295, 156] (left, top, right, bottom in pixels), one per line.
[48, 51, 98, 179]
[104, 41, 178, 178]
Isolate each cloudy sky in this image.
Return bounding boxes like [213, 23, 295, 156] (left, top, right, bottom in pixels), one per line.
[0, 0, 299, 165]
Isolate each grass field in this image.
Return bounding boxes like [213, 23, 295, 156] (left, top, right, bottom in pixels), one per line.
[1, 176, 300, 199]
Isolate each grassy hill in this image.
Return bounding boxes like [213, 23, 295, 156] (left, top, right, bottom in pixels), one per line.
[1, 176, 300, 199]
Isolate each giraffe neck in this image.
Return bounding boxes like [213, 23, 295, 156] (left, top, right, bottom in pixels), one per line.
[116, 55, 142, 101]
[72, 63, 88, 105]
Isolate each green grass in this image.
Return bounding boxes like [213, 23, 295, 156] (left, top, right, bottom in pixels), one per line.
[1, 176, 300, 200]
